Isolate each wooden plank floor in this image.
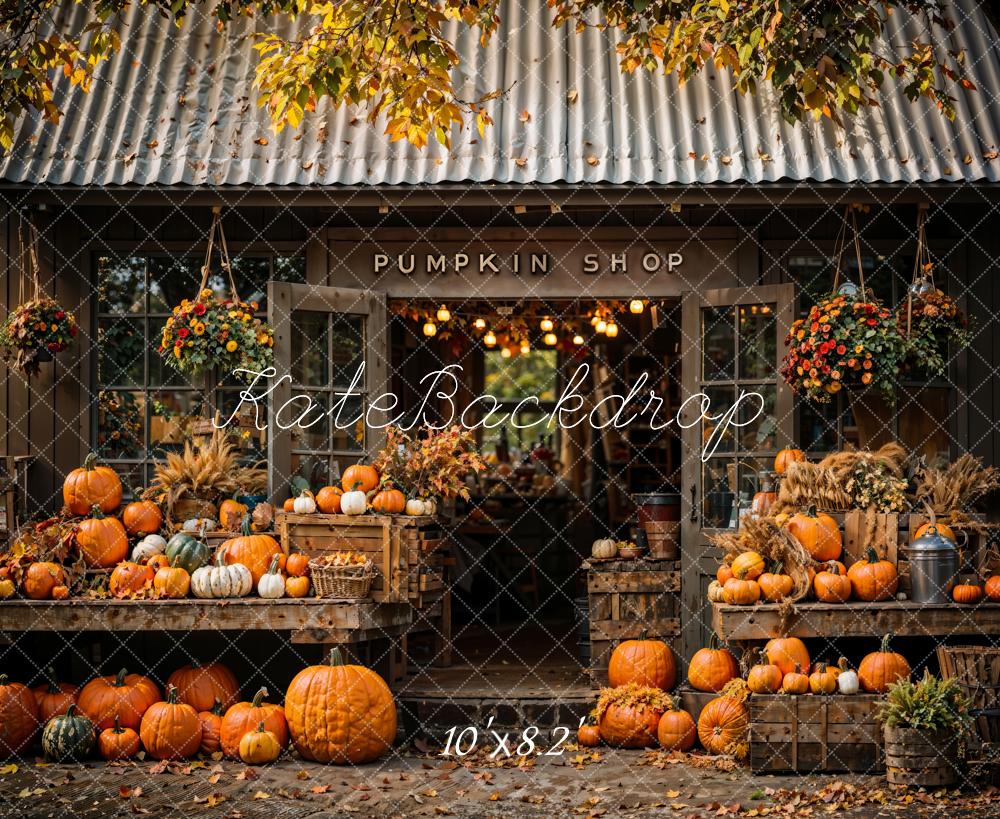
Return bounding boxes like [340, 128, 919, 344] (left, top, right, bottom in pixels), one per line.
[712, 600, 1000, 640]
[401, 662, 592, 700]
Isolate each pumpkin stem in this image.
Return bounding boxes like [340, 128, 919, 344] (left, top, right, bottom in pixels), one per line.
[350, 481, 363, 492]
[90, 504, 105, 519]
[256, 721, 265, 733]
[165, 684, 180, 704]
[865, 546, 879, 564]
[838, 657, 850, 672]
[113, 714, 122, 734]
[805, 504, 818, 517]
[328, 647, 346, 667]
[880, 634, 892, 653]
[267, 554, 281, 575]
[114, 668, 128, 688]
[250, 687, 268, 708]
[241, 514, 253, 536]
[793, 663, 802, 674]
[211, 697, 223, 716]
[638, 629, 648, 641]
[0, 674, 7, 685]
[83, 452, 99, 471]
[44, 665, 60, 694]
[65, 703, 78, 718]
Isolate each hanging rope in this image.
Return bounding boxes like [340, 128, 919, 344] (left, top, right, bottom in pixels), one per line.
[17, 212, 43, 305]
[904, 204, 933, 338]
[830, 204, 868, 299]
[196, 206, 241, 302]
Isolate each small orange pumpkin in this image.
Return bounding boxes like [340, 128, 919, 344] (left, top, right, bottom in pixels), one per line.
[341, 464, 379, 494]
[24, 562, 66, 600]
[370, 484, 406, 514]
[656, 701, 696, 752]
[847, 547, 898, 602]
[985, 575, 1000, 602]
[219, 495, 248, 531]
[857, 634, 910, 693]
[577, 722, 601, 748]
[716, 564, 734, 584]
[220, 687, 288, 759]
[774, 448, 806, 475]
[731, 551, 765, 580]
[122, 499, 163, 536]
[51, 584, 70, 600]
[139, 685, 202, 760]
[32, 667, 77, 722]
[197, 699, 224, 756]
[76, 506, 129, 568]
[285, 575, 310, 598]
[98, 715, 141, 761]
[787, 505, 842, 562]
[722, 576, 761, 605]
[914, 521, 957, 543]
[146, 553, 170, 571]
[809, 662, 838, 694]
[63, 453, 123, 516]
[687, 635, 739, 693]
[282, 498, 296, 512]
[781, 664, 810, 695]
[315, 486, 343, 514]
[153, 564, 190, 599]
[285, 553, 310, 578]
[219, 515, 284, 586]
[746, 649, 783, 694]
[77, 668, 160, 731]
[607, 630, 676, 690]
[953, 582, 984, 605]
[109, 561, 155, 598]
[758, 563, 794, 602]
[814, 562, 851, 603]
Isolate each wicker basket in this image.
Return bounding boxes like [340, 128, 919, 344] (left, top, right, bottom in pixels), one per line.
[309, 559, 377, 599]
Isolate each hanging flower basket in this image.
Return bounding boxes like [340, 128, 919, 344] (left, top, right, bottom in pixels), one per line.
[158, 209, 274, 383]
[0, 295, 77, 377]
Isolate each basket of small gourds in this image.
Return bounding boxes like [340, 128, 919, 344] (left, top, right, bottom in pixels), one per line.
[309, 552, 377, 599]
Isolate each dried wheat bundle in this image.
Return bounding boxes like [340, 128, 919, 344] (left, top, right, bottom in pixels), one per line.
[819, 442, 908, 482]
[143, 428, 242, 512]
[232, 465, 268, 495]
[710, 515, 812, 601]
[772, 461, 851, 514]
[912, 453, 1000, 513]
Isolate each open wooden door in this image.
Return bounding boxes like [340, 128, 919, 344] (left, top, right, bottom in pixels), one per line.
[268, 283, 389, 503]
[679, 284, 796, 661]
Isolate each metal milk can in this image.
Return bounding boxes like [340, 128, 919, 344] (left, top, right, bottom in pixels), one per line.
[902, 525, 960, 604]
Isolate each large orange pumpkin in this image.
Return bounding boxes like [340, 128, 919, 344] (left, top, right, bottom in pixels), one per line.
[985, 575, 1000, 602]
[341, 464, 379, 494]
[0, 675, 39, 757]
[121, 500, 163, 536]
[220, 687, 288, 759]
[370, 486, 406, 514]
[774, 448, 806, 475]
[284, 649, 396, 763]
[23, 562, 65, 600]
[847, 547, 898, 602]
[76, 507, 129, 568]
[857, 635, 910, 693]
[787, 506, 842, 562]
[197, 700, 224, 756]
[139, 685, 202, 760]
[63, 453, 122, 516]
[32, 667, 77, 722]
[77, 668, 161, 731]
[764, 636, 810, 677]
[109, 561, 155, 598]
[697, 695, 748, 755]
[656, 705, 696, 752]
[607, 631, 677, 691]
[315, 486, 343, 514]
[687, 636, 739, 693]
[166, 660, 240, 713]
[219, 515, 284, 586]
[598, 702, 662, 749]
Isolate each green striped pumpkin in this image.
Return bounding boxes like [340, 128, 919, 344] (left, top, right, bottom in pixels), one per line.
[42, 704, 96, 760]
[165, 532, 211, 574]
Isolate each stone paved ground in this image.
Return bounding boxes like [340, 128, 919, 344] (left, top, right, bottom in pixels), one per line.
[2, 747, 1000, 819]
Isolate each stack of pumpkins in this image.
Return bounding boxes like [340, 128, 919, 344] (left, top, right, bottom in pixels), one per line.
[280, 464, 437, 518]
[0, 653, 397, 766]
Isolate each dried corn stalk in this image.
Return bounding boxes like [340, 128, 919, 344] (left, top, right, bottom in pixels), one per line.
[912, 453, 1000, 513]
[709, 515, 812, 601]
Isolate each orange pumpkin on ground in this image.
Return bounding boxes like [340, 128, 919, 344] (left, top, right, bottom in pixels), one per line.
[77, 668, 161, 731]
[285, 553, 310, 578]
[758, 564, 794, 602]
[139, 685, 203, 760]
[284, 649, 396, 763]
[197, 700, 224, 756]
[166, 661, 240, 713]
[121, 499, 163, 536]
[315, 486, 343, 514]
[63, 453, 123, 516]
[341, 464, 380, 494]
[782, 665, 810, 694]
[76, 506, 129, 568]
[813, 562, 851, 603]
[109, 561, 155, 598]
[577, 723, 601, 748]
[98, 716, 141, 761]
[914, 521, 956, 543]
[986, 575, 1000, 602]
[747, 650, 783, 694]
[953, 583, 984, 605]
[787, 506, 842, 562]
[687, 636, 739, 693]
[0, 675, 39, 756]
[607, 631, 676, 690]
[219, 515, 284, 586]
[657, 703, 697, 752]
[764, 636, 810, 677]
[697, 695, 748, 755]
[598, 701, 663, 749]
[731, 551, 765, 580]
[32, 667, 76, 722]
[23, 562, 65, 600]
[220, 687, 288, 759]
[847, 547, 898, 602]
[370, 485, 406, 514]
[857, 635, 910, 693]
[774, 448, 806, 475]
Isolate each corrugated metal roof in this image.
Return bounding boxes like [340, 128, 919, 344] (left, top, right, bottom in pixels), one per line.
[3, 0, 999, 187]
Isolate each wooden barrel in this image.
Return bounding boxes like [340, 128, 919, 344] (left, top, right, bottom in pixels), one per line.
[644, 520, 680, 559]
[883, 725, 962, 786]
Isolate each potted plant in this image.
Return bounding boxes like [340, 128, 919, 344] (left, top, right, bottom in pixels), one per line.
[877, 669, 971, 787]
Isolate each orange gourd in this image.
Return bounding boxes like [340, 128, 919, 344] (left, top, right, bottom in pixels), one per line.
[139, 685, 203, 760]
[722, 577, 761, 605]
[220, 687, 288, 759]
[657, 702, 696, 751]
[166, 661, 240, 713]
[146, 553, 170, 571]
[219, 496, 248, 531]
[813, 562, 851, 603]
[809, 662, 838, 694]
[282, 498, 296, 512]
[758, 563, 794, 602]
[716, 564, 734, 584]
[731, 551, 765, 580]
[109, 561, 155, 598]
[953, 583, 984, 605]
[857, 634, 910, 693]
[32, 667, 76, 722]
[774, 448, 806, 475]
[315, 486, 343, 514]
[341, 464, 379, 494]
[23, 562, 65, 600]
[76, 506, 129, 568]
[285, 575, 310, 598]
[121, 500, 163, 536]
[577, 722, 601, 748]
[847, 547, 898, 602]
[220, 515, 284, 586]
[63, 453, 122, 516]
[77, 668, 160, 731]
[0, 675, 39, 756]
[787, 506, 842, 562]
[607, 631, 677, 690]
[154, 564, 190, 599]
[782, 664, 810, 694]
[697, 695, 748, 755]
[687, 635, 739, 693]
[197, 699, 224, 756]
[598, 701, 663, 749]
[51, 584, 70, 600]
[985, 575, 1000, 602]
[284, 649, 396, 763]
[370, 485, 406, 514]
[98, 715, 141, 761]
[285, 553, 310, 578]
[746, 649, 783, 694]
[750, 473, 777, 517]
[764, 636, 810, 677]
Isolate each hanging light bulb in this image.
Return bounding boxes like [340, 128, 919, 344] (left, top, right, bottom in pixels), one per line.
[572, 334, 584, 345]
[520, 341, 531, 355]
[605, 322, 619, 338]
[473, 317, 486, 330]
[540, 317, 554, 332]
[483, 331, 497, 347]
[590, 315, 601, 327]
[436, 304, 451, 322]
[543, 332, 557, 346]
[500, 346, 512, 359]
[423, 321, 437, 337]
[595, 319, 607, 334]
[629, 299, 644, 314]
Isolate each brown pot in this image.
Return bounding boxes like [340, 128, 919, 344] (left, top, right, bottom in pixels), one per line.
[171, 497, 218, 525]
[883, 725, 962, 787]
[847, 388, 895, 449]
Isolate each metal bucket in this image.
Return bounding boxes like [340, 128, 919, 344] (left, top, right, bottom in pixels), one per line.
[903, 525, 959, 604]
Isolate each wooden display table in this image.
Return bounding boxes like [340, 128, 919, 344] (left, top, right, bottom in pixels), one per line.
[712, 600, 1000, 641]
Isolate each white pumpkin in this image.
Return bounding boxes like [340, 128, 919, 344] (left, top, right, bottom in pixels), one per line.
[405, 498, 432, 516]
[183, 517, 217, 533]
[836, 659, 859, 695]
[591, 538, 617, 560]
[191, 552, 253, 599]
[292, 490, 317, 515]
[132, 534, 167, 563]
[340, 489, 367, 516]
[707, 579, 726, 603]
[257, 554, 285, 599]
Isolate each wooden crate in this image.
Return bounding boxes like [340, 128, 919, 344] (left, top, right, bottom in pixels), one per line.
[586, 558, 680, 687]
[937, 644, 1000, 749]
[749, 694, 884, 774]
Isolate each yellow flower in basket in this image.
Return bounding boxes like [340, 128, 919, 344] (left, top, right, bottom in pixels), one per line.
[226, 340, 238, 352]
